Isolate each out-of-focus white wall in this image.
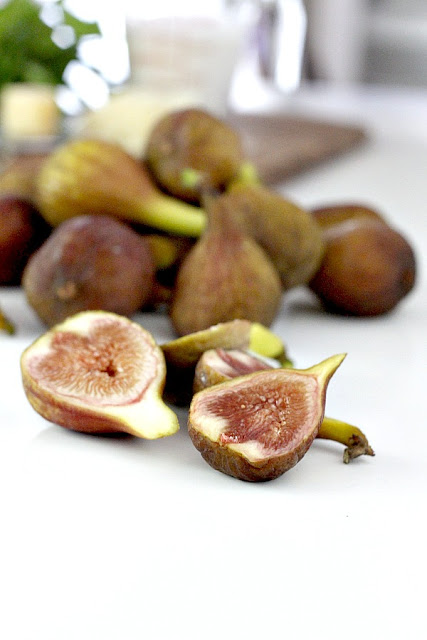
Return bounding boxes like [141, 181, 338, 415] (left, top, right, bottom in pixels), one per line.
[304, 0, 427, 87]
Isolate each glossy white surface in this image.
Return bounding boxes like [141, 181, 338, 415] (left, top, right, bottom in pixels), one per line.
[1, 85, 426, 640]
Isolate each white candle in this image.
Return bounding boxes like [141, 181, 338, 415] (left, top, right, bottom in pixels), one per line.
[0, 83, 60, 139]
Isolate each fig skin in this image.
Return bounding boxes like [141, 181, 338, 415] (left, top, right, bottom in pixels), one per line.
[22, 215, 156, 326]
[188, 354, 345, 482]
[0, 195, 51, 284]
[0, 153, 49, 204]
[145, 108, 247, 203]
[20, 311, 179, 439]
[224, 183, 325, 290]
[309, 218, 417, 316]
[35, 138, 205, 236]
[169, 195, 282, 336]
[311, 203, 386, 229]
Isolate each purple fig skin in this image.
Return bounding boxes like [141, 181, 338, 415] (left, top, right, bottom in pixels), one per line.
[170, 196, 282, 336]
[22, 215, 156, 326]
[0, 195, 51, 284]
[145, 108, 245, 202]
[309, 218, 417, 316]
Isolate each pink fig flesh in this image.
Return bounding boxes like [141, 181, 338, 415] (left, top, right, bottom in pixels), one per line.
[188, 354, 345, 481]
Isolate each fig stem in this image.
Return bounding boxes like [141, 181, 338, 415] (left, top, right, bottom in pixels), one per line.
[0, 308, 15, 335]
[318, 416, 375, 463]
[138, 193, 206, 237]
[233, 161, 261, 187]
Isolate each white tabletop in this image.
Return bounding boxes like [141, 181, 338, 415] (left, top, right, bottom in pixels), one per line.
[1, 83, 426, 640]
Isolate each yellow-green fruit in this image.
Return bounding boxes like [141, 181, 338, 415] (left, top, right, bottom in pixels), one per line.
[35, 138, 205, 237]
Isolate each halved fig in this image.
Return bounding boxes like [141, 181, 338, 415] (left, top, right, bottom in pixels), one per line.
[161, 319, 288, 405]
[193, 348, 274, 394]
[188, 353, 345, 481]
[194, 347, 374, 463]
[20, 311, 179, 438]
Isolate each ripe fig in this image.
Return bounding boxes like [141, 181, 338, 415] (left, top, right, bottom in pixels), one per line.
[170, 195, 282, 336]
[224, 183, 325, 289]
[22, 215, 156, 326]
[0, 153, 48, 203]
[309, 218, 417, 316]
[188, 353, 345, 481]
[311, 203, 385, 229]
[193, 348, 274, 394]
[20, 311, 179, 438]
[161, 319, 287, 405]
[145, 108, 254, 203]
[35, 139, 205, 236]
[0, 194, 51, 284]
[193, 347, 374, 463]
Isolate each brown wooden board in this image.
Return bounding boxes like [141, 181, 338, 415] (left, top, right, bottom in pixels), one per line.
[227, 113, 367, 184]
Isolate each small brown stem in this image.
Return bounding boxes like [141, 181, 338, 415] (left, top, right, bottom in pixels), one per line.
[0, 307, 15, 335]
[318, 416, 375, 463]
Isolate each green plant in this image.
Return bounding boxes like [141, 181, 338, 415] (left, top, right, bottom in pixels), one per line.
[0, 0, 100, 90]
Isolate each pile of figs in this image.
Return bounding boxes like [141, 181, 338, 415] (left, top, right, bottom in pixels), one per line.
[0, 107, 417, 481]
[0, 107, 417, 334]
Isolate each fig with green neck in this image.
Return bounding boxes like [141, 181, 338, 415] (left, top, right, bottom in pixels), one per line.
[36, 139, 205, 237]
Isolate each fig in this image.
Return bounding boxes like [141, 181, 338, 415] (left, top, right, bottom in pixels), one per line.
[0, 153, 49, 203]
[309, 217, 417, 316]
[193, 348, 274, 394]
[161, 319, 288, 405]
[224, 183, 325, 289]
[169, 194, 282, 336]
[22, 215, 156, 326]
[311, 203, 386, 228]
[0, 194, 51, 284]
[193, 347, 374, 463]
[35, 139, 205, 236]
[20, 311, 179, 438]
[145, 108, 256, 203]
[188, 353, 346, 481]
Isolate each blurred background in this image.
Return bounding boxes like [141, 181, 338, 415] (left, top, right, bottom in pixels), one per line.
[0, 0, 426, 124]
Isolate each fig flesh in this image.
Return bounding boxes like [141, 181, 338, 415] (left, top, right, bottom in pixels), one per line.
[161, 320, 288, 405]
[20, 311, 179, 438]
[193, 347, 374, 463]
[188, 353, 345, 481]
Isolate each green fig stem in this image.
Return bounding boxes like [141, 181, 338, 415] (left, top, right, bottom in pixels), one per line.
[0, 308, 15, 335]
[318, 416, 375, 463]
[234, 161, 261, 187]
[140, 193, 206, 237]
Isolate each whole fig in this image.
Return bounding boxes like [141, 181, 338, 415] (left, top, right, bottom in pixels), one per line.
[23, 215, 156, 326]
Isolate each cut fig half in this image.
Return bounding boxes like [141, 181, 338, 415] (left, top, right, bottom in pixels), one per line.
[21, 311, 179, 439]
[194, 347, 374, 463]
[188, 353, 346, 481]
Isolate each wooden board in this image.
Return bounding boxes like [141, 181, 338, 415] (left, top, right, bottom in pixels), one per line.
[227, 112, 367, 184]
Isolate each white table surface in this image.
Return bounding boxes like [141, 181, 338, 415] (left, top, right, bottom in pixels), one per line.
[1, 83, 426, 640]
